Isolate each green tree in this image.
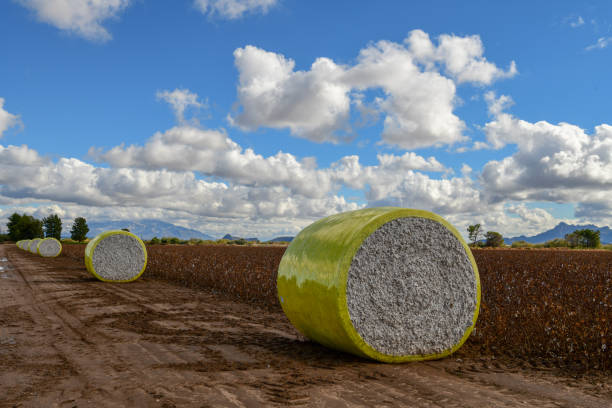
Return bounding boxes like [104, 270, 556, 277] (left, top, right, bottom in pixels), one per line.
[565, 229, 600, 248]
[7, 213, 43, 241]
[484, 231, 504, 247]
[70, 217, 89, 242]
[467, 224, 482, 246]
[7, 213, 21, 241]
[42, 214, 62, 240]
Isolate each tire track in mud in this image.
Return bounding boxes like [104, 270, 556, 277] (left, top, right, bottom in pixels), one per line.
[1, 245, 611, 408]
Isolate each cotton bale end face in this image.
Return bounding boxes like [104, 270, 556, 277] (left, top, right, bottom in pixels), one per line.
[37, 238, 62, 257]
[85, 230, 147, 282]
[277, 207, 480, 363]
[28, 239, 42, 254]
[20, 240, 29, 250]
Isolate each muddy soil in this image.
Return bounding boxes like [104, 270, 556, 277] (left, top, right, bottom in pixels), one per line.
[1, 245, 610, 407]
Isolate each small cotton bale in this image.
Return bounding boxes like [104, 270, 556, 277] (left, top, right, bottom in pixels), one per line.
[28, 238, 42, 254]
[37, 238, 62, 257]
[84, 230, 147, 282]
[277, 207, 480, 363]
[20, 240, 29, 250]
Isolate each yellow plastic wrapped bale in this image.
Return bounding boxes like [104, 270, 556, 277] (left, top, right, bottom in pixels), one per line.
[37, 238, 62, 257]
[28, 238, 42, 254]
[277, 207, 480, 363]
[85, 230, 147, 283]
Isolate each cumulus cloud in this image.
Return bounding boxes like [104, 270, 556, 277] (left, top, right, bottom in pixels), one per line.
[92, 125, 448, 200]
[7, 136, 602, 239]
[481, 113, 612, 204]
[586, 37, 612, 51]
[231, 30, 516, 149]
[194, 0, 278, 19]
[3, 139, 491, 238]
[17, 0, 130, 42]
[1, 142, 362, 222]
[405, 30, 518, 85]
[0, 98, 21, 137]
[157, 89, 207, 124]
[231, 46, 352, 143]
[484, 91, 514, 117]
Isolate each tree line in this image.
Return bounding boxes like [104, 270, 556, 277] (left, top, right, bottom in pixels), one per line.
[467, 224, 602, 248]
[4, 213, 90, 242]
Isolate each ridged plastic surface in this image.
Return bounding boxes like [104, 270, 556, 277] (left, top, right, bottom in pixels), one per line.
[277, 207, 481, 363]
[84, 230, 148, 283]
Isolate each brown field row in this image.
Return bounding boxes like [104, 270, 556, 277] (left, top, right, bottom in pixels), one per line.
[61, 244, 611, 371]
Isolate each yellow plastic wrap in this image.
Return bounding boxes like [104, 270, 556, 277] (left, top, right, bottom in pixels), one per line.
[84, 230, 148, 283]
[37, 237, 63, 257]
[277, 207, 480, 363]
[28, 238, 42, 254]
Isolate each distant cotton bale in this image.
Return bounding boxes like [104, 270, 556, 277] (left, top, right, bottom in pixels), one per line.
[20, 240, 30, 250]
[28, 238, 42, 254]
[277, 207, 481, 363]
[37, 238, 62, 257]
[85, 230, 147, 282]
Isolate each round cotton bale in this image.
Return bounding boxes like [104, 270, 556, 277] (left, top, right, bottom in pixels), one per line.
[277, 207, 481, 363]
[37, 238, 62, 257]
[28, 238, 42, 254]
[84, 230, 147, 282]
[20, 240, 29, 250]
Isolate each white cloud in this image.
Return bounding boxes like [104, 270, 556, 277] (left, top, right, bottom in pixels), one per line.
[0, 98, 21, 137]
[586, 37, 612, 51]
[231, 30, 516, 149]
[17, 0, 130, 42]
[570, 16, 585, 28]
[6, 135, 608, 240]
[157, 89, 206, 124]
[405, 30, 518, 85]
[481, 114, 612, 204]
[484, 91, 514, 117]
[91, 121, 447, 199]
[1, 142, 363, 222]
[231, 46, 352, 143]
[194, 0, 278, 19]
[345, 39, 466, 149]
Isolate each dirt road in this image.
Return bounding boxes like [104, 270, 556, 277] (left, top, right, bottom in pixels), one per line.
[1, 245, 610, 407]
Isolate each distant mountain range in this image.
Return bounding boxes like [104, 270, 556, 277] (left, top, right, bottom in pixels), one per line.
[63, 219, 215, 241]
[60, 219, 295, 242]
[506, 222, 612, 244]
[221, 234, 294, 243]
[267, 236, 294, 242]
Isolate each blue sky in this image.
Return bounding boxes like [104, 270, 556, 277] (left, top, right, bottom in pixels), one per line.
[1, 0, 611, 239]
